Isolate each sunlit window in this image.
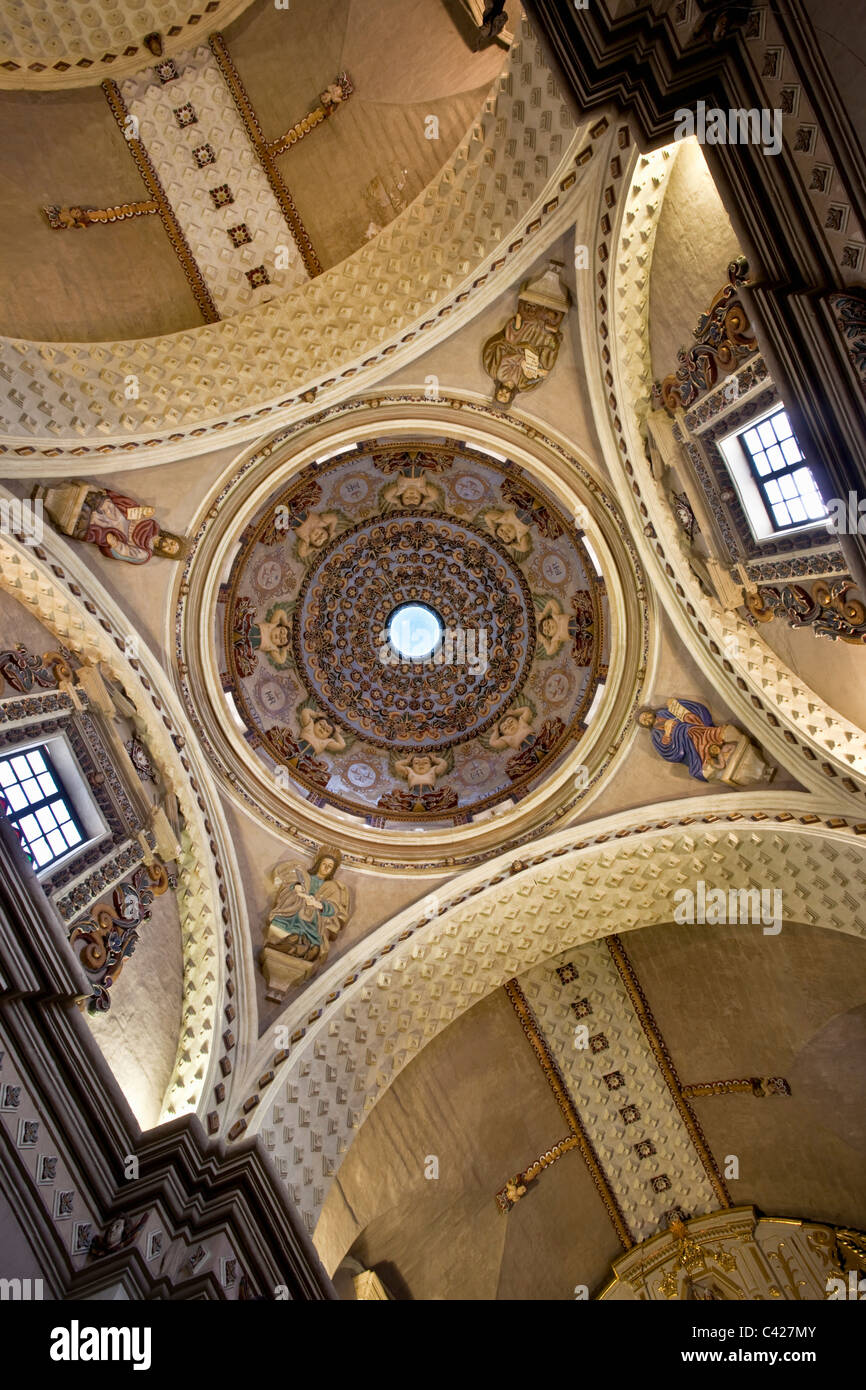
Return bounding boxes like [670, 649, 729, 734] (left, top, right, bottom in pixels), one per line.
[738, 409, 826, 531]
[0, 745, 84, 870]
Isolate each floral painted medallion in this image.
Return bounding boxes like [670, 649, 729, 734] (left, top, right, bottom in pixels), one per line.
[219, 440, 608, 822]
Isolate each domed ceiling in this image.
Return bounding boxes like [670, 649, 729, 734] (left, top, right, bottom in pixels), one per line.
[217, 439, 609, 825]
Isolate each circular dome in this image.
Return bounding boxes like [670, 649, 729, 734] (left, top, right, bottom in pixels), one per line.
[294, 513, 535, 751]
[387, 604, 444, 661]
[218, 437, 609, 824]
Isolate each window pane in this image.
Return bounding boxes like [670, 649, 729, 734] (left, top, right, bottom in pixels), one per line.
[5, 784, 27, 812]
[771, 412, 794, 441]
[30, 837, 53, 866]
[46, 828, 67, 855]
[766, 444, 785, 472]
[62, 823, 83, 848]
[781, 437, 803, 465]
[758, 420, 777, 447]
[18, 812, 40, 839]
[764, 479, 782, 502]
[20, 777, 40, 805]
[36, 804, 58, 832]
[787, 498, 807, 524]
[0, 761, 16, 787]
[804, 490, 827, 520]
[11, 755, 31, 779]
[771, 501, 791, 527]
[753, 452, 771, 477]
[26, 749, 46, 774]
[743, 429, 762, 452]
[779, 474, 798, 500]
[38, 772, 57, 796]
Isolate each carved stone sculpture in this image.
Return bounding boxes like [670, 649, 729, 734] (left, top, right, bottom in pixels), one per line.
[261, 849, 351, 1001]
[35, 481, 185, 564]
[482, 261, 570, 406]
[638, 696, 774, 785]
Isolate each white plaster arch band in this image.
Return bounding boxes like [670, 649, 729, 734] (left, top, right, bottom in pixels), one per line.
[579, 135, 866, 811]
[0, 514, 249, 1129]
[0, 0, 256, 90]
[235, 793, 866, 1240]
[0, 18, 606, 469]
[173, 391, 652, 871]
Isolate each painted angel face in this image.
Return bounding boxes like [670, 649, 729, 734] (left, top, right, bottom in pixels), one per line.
[496, 521, 518, 545]
[272, 623, 290, 649]
[402, 484, 424, 507]
[313, 716, 334, 739]
[540, 617, 556, 638]
[499, 714, 517, 735]
[317, 856, 336, 879]
[412, 755, 433, 773]
[309, 524, 330, 548]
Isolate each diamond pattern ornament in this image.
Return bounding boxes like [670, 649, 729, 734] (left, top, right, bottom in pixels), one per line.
[120, 44, 308, 317]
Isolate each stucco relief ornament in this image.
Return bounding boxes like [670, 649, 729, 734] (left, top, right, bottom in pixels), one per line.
[35, 481, 185, 564]
[482, 261, 571, 407]
[638, 697, 774, 786]
[261, 849, 351, 1001]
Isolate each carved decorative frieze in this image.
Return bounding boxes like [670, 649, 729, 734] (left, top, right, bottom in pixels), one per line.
[827, 290, 866, 400]
[68, 861, 170, 1013]
[599, 1207, 864, 1301]
[746, 578, 866, 644]
[659, 258, 757, 415]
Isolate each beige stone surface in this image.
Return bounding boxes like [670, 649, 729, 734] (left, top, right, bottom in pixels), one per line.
[322, 919, 866, 1296]
[649, 139, 742, 388]
[87, 888, 184, 1132]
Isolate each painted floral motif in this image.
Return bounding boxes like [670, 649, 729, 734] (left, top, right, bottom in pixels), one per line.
[219, 441, 608, 821]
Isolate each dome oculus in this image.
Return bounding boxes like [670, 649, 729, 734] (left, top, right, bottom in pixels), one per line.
[387, 604, 444, 660]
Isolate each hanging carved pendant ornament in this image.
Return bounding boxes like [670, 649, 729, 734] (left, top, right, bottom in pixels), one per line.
[482, 261, 571, 406]
[659, 257, 757, 415]
[35, 481, 186, 564]
[746, 578, 866, 643]
[261, 848, 351, 1002]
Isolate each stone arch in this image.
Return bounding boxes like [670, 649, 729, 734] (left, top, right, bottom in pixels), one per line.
[577, 135, 866, 812]
[232, 791, 866, 1249]
[0, 510, 250, 1129]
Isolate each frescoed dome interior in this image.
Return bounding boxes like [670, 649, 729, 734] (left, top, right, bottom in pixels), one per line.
[218, 439, 608, 823]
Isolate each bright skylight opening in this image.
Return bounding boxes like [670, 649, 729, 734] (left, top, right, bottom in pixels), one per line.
[388, 604, 444, 659]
